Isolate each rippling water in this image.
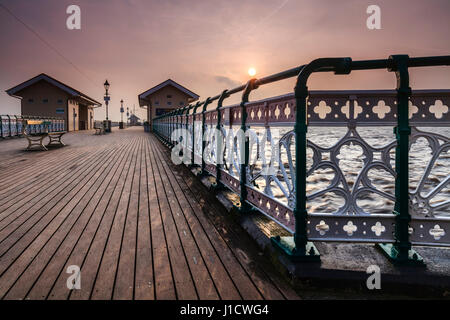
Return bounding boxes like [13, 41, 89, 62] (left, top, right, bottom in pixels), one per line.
[245, 126, 449, 217]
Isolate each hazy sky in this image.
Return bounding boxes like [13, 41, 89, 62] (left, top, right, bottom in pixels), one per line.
[1, 0, 449, 121]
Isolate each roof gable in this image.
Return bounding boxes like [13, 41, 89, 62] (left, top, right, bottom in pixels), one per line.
[6, 73, 101, 105]
[138, 79, 199, 101]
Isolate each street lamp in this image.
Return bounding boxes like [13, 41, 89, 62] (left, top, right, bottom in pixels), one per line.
[120, 99, 124, 129]
[104, 80, 110, 120]
[103, 80, 111, 132]
[126, 107, 129, 127]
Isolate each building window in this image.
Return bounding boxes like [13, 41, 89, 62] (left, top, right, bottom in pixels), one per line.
[28, 98, 34, 103]
[56, 108, 65, 114]
[179, 101, 184, 106]
[154, 101, 159, 105]
[57, 99, 63, 104]
[167, 101, 172, 106]
[43, 98, 49, 103]
[167, 94, 172, 98]
[155, 108, 171, 116]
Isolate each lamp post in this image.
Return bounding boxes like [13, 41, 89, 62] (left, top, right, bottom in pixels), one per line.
[103, 80, 111, 132]
[120, 99, 124, 129]
[126, 107, 129, 127]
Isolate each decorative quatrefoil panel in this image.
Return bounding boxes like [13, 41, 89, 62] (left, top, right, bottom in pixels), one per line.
[315, 220, 330, 235]
[343, 221, 357, 236]
[429, 224, 446, 240]
[429, 100, 449, 119]
[371, 222, 386, 236]
[372, 100, 391, 119]
[314, 101, 332, 119]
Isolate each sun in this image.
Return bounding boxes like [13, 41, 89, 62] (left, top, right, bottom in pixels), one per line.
[248, 67, 256, 77]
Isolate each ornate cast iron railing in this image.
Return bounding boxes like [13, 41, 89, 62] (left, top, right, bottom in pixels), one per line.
[1, 115, 65, 138]
[152, 55, 450, 266]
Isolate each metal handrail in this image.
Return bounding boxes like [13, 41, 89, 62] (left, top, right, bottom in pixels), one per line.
[1, 114, 65, 138]
[152, 55, 450, 266]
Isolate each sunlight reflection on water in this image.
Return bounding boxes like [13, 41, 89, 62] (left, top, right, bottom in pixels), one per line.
[248, 126, 449, 216]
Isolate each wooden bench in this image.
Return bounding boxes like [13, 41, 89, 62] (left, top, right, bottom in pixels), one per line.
[22, 120, 66, 151]
[94, 122, 105, 135]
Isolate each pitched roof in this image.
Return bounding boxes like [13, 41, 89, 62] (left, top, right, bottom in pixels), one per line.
[138, 79, 199, 103]
[6, 73, 102, 106]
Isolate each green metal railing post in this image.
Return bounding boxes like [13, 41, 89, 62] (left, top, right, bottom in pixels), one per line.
[187, 104, 196, 164]
[179, 106, 188, 159]
[156, 116, 160, 137]
[377, 55, 425, 266]
[161, 115, 169, 144]
[272, 57, 351, 261]
[170, 111, 175, 146]
[162, 115, 166, 142]
[14, 115, 20, 136]
[152, 117, 155, 134]
[183, 105, 191, 162]
[213, 90, 230, 190]
[165, 113, 169, 143]
[7, 115, 11, 137]
[175, 109, 179, 146]
[199, 97, 212, 175]
[166, 114, 169, 142]
[171, 111, 174, 140]
[167, 112, 171, 144]
[191, 102, 202, 167]
[175, 108, 181, 148]
[238, 80, 258, 212]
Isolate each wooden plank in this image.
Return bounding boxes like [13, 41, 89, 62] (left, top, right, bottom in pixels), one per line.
[2, 141, 132, 299]
[0, 139, 100, 184]
[151, 135, 300, 300]
[0, 128, 299, 300]
[0, 147, 80, 186]
[25, 138, 136, 300]
[0, 142, 128, 298]
[48, 138, 140, 300]
[0, 149, 107, 224]
[0, 149, 91, 199]
[113, 137, 143, 299]
[134, 139, 155, 300]
[0, 144, 120, 278]
[0, 138, 119, 210]
[144, 135, 176, 300]
[151, 137, 264, 299]
[89, 136, 141, 299]
[0, 144, 116, 242]
[147, 138, 198, 300]
[150, 138, 232, 300]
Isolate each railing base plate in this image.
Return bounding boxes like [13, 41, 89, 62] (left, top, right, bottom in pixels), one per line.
[232, 202, 258, 215]
[211, 181, 225, 192]
[376, 243, 425, 267]
[271, 236, 320, 262]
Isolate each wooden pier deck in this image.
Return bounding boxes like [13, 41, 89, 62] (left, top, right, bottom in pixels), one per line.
[0, 127, 298, 300]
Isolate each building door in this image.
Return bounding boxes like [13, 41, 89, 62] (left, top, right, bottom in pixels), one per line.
[73, 108, 77, 131]
[78, 104, 88, 130]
